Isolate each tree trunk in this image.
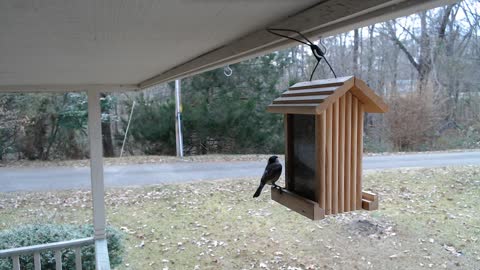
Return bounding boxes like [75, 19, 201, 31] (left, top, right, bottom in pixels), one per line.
[34, 117, 47, 160]
[353, 29, 360, 76]
[386, 17, 431, 94]
[417, 11, 431, 93]
[44, 115, 59, 160]
[101, 93, 115, 157]
[391, 46, 400, 94]
[367, 25, 375, 85]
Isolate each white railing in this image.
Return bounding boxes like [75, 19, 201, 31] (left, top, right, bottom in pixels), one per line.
[0, 237, 94, 270]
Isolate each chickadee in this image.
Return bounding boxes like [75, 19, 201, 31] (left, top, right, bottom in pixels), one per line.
[253, 156, 283, 198]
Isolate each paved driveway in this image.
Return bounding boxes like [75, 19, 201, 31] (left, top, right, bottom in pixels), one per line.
[1, 151, 480, 192]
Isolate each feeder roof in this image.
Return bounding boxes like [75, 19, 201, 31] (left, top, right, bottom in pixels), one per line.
[267, 76, 388, 114]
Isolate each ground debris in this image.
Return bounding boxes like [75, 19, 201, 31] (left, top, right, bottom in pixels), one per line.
[1, 165, 479, 269]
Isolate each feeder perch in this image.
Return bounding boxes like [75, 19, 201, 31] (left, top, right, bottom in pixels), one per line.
[267, 76, 388, 220]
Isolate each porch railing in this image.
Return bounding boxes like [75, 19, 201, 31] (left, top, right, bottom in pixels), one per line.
[0, 237, 94, 270]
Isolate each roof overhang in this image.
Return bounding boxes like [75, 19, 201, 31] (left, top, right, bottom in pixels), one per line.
[0, 0, 458, 93]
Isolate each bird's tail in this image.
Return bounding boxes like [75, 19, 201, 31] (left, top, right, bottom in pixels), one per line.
[253, 183, 265, 198]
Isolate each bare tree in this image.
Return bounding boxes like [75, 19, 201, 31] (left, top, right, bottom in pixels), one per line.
[353, 29, 360, 76]
[385, 6, 454, 93]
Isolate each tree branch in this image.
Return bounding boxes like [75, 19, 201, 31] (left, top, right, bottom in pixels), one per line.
[386, 21, 420, 72]
[438, 4, 455, 41]
[397, 23, 420, 44]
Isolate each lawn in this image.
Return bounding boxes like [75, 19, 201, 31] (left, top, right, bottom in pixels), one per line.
[0, 166, 479, 269]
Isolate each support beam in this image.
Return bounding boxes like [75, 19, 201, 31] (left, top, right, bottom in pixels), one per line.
[94, 239, 111, 270]
[87, 90, 111, 270]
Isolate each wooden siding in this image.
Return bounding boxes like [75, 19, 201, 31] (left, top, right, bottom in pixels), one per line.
[314, 94, 365, 215]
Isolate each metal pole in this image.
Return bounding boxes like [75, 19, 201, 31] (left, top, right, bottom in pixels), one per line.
[175, 80, 184, 157]
[120, 101, 136, 158]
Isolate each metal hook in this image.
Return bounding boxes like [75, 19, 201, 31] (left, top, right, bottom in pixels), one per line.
[224, 65, 233, 77]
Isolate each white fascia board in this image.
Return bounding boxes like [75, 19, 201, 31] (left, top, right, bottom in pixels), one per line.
[139, 0, 459, 89]
[0, 84, 139, 93]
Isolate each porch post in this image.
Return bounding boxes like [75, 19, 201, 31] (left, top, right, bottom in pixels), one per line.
[87, 90, 111, 270]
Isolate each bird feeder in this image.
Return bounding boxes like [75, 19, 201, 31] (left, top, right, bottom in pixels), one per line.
[267, 76, 388, 220]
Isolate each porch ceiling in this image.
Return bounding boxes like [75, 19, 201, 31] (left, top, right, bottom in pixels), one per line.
[0, 0, 457, 92]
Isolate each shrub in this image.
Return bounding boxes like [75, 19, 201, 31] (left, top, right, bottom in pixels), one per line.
[385, 91, 440, 151]
[364, 134, 393, 153]
[0, 224, 124, 270]
[433, 125, 480, 150]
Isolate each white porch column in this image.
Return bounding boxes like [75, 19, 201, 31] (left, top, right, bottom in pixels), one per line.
[87, 90, 111, 270]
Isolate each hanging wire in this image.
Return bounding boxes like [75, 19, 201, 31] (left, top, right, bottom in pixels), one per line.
[224, 65, 233, 77]
[266, 28, 337, 81]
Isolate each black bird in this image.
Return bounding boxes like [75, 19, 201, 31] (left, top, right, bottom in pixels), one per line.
[253, 156, 283, 198]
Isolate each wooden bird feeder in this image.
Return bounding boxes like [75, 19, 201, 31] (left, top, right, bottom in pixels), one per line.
[267, 76, 388, 220]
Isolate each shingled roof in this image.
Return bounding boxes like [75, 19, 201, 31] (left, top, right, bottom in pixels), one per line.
[267, 76, 388, 115]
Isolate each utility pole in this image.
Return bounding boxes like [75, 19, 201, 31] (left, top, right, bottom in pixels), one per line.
[175, 80, 184, 157]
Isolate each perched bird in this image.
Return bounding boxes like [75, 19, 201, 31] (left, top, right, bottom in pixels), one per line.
[253, 156, 283, 198]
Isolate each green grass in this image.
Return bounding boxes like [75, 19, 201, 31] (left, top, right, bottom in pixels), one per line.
[1, 166, 479, 269]
[365, 167, 480, 258]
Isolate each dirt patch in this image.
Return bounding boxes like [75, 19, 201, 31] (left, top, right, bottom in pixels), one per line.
[345, 219, 396, 238]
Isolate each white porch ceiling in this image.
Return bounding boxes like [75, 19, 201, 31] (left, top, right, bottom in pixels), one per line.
[0, 0, 457, 92]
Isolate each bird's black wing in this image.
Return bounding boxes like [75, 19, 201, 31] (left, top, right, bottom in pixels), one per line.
[261, 163, 282, 183]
